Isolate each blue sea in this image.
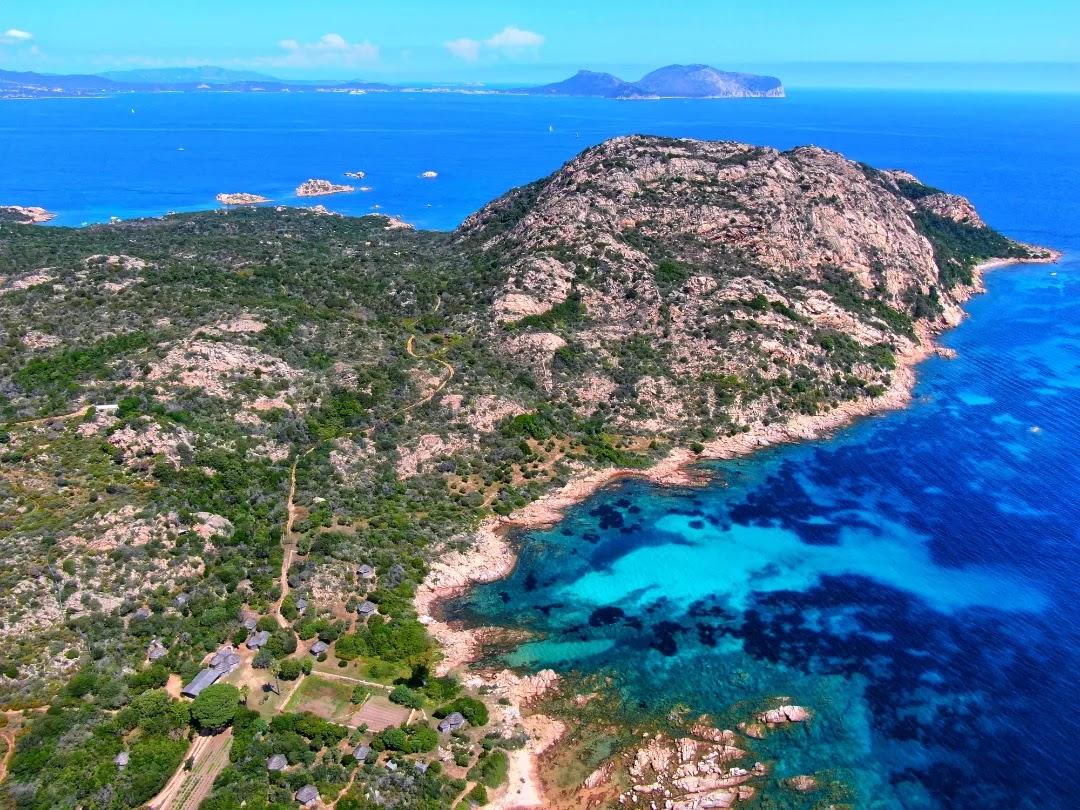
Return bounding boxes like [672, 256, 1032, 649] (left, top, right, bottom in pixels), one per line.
[5, 89, 1080, 807]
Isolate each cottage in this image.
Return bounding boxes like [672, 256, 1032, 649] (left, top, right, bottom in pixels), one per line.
[309, 640, 329, 656]
[147, 638, 168, 661]
[267, 754, 288, 772]
[295, 597, 308, 614]
[357, 564, 376, 580]
[356, 600, 377, 618]
[209, 645, 242, 675]
[241, 617, 258, 632]
[114, 751, 129, 768]
[385, 760, 398, 771]
[414, 761, 428, 774]
[295, 784, 319, 806]
[181, 668, 220, 698]
[246, 630, 271, 650]
[352, 744, 370, 761]
[437, 712, 466, 733]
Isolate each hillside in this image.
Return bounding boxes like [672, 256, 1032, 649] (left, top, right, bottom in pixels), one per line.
[525, 69, 643, 98]
[0, 136, 1045, 809]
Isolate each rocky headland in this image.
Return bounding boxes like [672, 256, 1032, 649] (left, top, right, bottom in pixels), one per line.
[0, 205, 55, 224]
[294, 178, 354, 197]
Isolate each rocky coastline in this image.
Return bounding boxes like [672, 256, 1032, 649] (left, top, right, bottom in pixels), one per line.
[414, 249, 1060, 808]
[0, 205, 55, 224]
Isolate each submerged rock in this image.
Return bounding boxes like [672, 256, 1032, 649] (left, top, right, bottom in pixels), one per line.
[759, 705, 811, 726]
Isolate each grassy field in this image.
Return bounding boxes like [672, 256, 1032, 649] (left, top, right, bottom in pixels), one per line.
[283, 675, 358, 724]
[312, 655, 410, 686]
[282, 674, 412, 730]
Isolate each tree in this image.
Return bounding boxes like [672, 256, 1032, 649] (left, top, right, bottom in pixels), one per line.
[389, 685, 424, 709]
[191, 683, 241, 730]
[434, 697, 488, 727]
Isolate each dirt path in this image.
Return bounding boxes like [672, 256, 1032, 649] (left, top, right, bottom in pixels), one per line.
[404, 334, 454, 412]
[147, 729, 233, 810]
[329, 759, 362, 809]
[269, 333, 454, 631]
[8, 404, 94, 428]
[0, 729, 15, 783]
[308, 669, 388, 691]
[272, 445, 315, 627]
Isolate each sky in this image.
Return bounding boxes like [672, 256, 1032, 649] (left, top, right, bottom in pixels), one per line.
[2, 0, 1080, 90]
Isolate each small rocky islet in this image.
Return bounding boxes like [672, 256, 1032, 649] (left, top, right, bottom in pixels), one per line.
[0, 135, 1051, 809]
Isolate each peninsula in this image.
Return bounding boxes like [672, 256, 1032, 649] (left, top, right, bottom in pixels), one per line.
[0, 204, 55, 224]
[0, 136, 1053, 810]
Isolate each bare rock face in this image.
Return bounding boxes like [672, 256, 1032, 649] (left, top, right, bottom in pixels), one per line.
[915, 192, 986, 227]
[462, 136, 947, 307]
[617, 730, 765, 809]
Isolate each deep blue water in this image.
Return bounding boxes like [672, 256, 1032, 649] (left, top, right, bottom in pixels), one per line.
[5, 89, 1080, 807]
[2, 90, 1079, 234]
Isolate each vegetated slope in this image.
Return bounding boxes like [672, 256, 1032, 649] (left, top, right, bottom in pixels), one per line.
[0, 136, 1041, 809]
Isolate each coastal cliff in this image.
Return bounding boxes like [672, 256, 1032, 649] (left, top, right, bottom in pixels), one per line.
[0, 136, 1054, 810]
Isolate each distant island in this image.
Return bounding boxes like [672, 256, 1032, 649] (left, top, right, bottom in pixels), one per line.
[215, 193, 269, 206]
[0, 63, 782, 100]
[295, 179, 354, 197]
[524, 64, 784, 98]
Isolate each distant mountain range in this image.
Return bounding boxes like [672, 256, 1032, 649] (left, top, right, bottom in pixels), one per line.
[98, 66, 280, 85]
[0, 63, 783, 99]
[526, 65, 784, 98]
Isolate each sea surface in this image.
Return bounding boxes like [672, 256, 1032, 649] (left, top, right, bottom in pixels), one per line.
[5, 89, 1080, 807]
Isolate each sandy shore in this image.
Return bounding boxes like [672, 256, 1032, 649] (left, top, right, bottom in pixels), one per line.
[414, 249, 1062, 808]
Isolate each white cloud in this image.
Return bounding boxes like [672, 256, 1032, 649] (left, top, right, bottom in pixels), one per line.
[262, 33, 379, 68]
[445, 25, 544, 62]
[444, 37, 481, 63]
[484, 26, 544, 50]
[1, 28, 33, 44]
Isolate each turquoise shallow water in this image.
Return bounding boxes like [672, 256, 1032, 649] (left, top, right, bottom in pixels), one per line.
[452, 251, 1080, 807]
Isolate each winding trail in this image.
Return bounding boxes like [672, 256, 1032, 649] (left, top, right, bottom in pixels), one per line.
[0, 729, 15, 784]
[404, 334, 454, 412]
[6, 403, 117, 428]
[272, 333, 454, 628]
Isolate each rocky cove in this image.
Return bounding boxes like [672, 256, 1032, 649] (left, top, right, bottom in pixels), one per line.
[417, 240, 1059, 807]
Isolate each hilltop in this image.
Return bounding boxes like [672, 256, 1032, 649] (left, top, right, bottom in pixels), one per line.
[0, 136, 1049, 809]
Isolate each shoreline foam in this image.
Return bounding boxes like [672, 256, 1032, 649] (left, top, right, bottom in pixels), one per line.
[414, 249, 1061, 808]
